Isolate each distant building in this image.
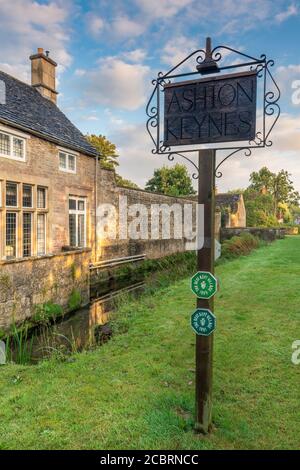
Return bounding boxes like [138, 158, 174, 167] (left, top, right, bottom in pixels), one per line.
[216, 193, 246, 228]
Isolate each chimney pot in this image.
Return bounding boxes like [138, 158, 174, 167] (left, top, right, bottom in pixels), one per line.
[37, 47, 44, 54]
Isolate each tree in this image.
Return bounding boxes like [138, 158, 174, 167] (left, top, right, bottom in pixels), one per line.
[145, 164, 196, 196]
[86, 134, 119, 170]
[86, 134, 139, 188]
[115, 174, 139, 189]
[243, 188, 278, 227]
[249, 167, 300, 217]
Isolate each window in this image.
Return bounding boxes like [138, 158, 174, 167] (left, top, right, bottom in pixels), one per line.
[59, 151, 76, 173]
[37, 187, 46, 209]
[37, 213, 46, 256]
[0, 131, 25, 161]
[69, 197, 86, 248]
[0, 132, 10, 155]
[6, 182, 18, 207]
[5, 212, 17, 259]
[23, 213, 32, 257]
[13, 137, 24, 159]
[1, 180, 48, 260]
[23, 184, 33, 208]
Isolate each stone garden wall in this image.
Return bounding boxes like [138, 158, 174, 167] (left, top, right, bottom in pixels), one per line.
[0, 249, 90, 332]
[220, 227, 286, 242]
[96, 168, 199, 261]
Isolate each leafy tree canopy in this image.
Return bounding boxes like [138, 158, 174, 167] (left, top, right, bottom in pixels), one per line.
[145, 164, 196, 197]
[86, 134, 139, 188]
[115, 174, 139, 189]
[249, 167, 300, 215]
[86, 134, 119, 170]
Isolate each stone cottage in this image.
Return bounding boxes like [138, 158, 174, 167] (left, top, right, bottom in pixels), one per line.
[0, 48, 198, 330]
[216, 193, 246, 228]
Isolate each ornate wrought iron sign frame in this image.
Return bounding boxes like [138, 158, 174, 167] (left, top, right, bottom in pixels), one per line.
[146, 40, 280, 178]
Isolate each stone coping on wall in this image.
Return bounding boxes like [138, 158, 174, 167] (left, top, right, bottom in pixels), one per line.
[0, 248, 92, 266]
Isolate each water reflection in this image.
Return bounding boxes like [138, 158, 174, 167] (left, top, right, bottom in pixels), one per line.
[8, 277, 145, 363]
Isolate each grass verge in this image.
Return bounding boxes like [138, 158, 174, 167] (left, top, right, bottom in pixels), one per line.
[0, 237, 299, 449]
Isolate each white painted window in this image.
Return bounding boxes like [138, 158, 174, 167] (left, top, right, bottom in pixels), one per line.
[37, 213, 46, 256]
[0, 131, 25, 161]
[22, 184, 33, 208]
[5, 212, 17, 259]
[59, 151, 76, 174]
[37, 187, 47, 209]
[23, 212, 32, 257]
[6, 182, 18, 207]
[69, 197, 86, 248]
[1, 180, 48, 260]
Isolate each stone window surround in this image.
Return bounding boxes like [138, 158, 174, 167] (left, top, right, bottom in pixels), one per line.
[58, 147, 78, 174]
[69, 195, 87, 248]
[0, 125, 30, 163]
[0, 178, 48, 260]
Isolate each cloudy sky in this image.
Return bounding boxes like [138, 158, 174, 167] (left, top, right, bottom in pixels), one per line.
[0, 0, 299, 191]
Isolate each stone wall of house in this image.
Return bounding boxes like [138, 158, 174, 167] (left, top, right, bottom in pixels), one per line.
[0, 126, 97, 257]
[229, 195, 246, 228]
[0, 249, 90, 332]
[96, 168, 198, 261]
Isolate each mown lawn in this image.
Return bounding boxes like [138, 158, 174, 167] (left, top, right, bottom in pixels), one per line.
[0, 236, 299, 450]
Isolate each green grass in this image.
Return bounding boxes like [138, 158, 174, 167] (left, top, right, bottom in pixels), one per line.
[0, 236, 299, 449]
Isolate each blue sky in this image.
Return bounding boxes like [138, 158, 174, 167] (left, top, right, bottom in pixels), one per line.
[0, 0, 300, 191]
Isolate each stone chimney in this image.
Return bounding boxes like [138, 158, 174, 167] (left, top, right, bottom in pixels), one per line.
[29, 48, 58, 104]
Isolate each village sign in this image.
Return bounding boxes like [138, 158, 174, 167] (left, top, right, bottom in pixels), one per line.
[146, 37, 280, 434]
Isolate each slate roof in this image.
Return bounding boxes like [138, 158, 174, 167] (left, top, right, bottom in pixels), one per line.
[216, 193, 241, 212]
[0, 70, 98, 157]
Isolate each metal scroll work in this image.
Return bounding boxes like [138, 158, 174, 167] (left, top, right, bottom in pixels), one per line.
[146, 39, 280, 178]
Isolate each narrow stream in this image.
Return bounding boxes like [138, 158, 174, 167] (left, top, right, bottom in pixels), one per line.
[7, 274, 146, 364]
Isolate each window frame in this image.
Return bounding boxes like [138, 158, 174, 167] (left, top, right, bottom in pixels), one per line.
[37, 186, 47, 210]
[5, 211, 18, 260]
[58, 149, 77, 174]
[0, 130, 26, 162]
[22, 184, 33, 209]
[1, 180, 48, 260]
[5, 181, 18, 208]
[68, 196, 86, 248]
[22, 212, 33, 258]
[36, 212, 47, 256]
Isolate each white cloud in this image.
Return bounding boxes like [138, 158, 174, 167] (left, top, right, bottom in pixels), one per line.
[85, 12, 104, 37]
[276, 64, 300, 106]
[83, 57, 150, 110]
[123, 49, 147, 63]
[109, 113, 300, 192]
[136, 0, 193, 18]
[112, 15, 145, 38]
[275, 3, 298, 23]
[217, 113, 300, 192]
[83, 115, 100, 121]
[75, 68, 86, 77]
[161, 35, 198, 67]
[0, 62, 30, 83]
[110, 122, 169, 188]
[0, 0, 72, 82]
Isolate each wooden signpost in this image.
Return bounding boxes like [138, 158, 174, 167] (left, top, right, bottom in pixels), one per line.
[146, 36, 279, 434]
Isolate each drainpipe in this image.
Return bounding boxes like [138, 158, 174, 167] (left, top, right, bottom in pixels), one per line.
[94, 153, 99, 263]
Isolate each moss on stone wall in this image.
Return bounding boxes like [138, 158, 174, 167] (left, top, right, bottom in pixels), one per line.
[68, 289, 82, 312]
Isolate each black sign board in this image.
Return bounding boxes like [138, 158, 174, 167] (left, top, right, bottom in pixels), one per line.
[163, 71, 257, 147]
